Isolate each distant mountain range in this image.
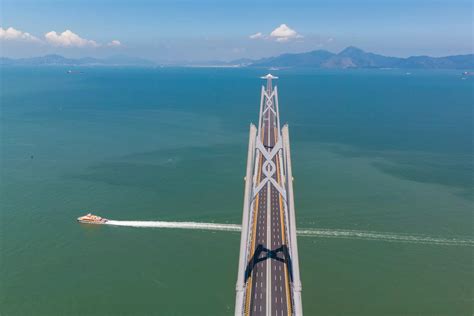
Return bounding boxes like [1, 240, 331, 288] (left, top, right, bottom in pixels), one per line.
[245, 46, 474, 69]
[1, 47, 473, 69]
[0, 54, 155, 67]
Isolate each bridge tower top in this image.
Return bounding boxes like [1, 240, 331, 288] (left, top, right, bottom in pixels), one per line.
[260, 73, 278, 93]
[258, 74, 281, 141]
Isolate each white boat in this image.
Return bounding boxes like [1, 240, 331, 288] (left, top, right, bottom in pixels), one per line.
[77, 213, 108, 224]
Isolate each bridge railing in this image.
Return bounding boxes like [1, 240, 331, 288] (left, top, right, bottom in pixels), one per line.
[282, 125, 303, 315]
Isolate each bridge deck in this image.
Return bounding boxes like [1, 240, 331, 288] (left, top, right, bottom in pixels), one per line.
[245, 87, 292, 316]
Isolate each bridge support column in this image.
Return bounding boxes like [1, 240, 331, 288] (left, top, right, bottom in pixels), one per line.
[282, 125, 303, 316]
[235, 124, 257, 316]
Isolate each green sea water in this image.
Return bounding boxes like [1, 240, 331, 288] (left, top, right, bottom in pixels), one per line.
[1, 66, 473, 315]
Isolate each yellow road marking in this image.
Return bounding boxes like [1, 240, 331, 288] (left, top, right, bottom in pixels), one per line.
[245, 140, 264, 315]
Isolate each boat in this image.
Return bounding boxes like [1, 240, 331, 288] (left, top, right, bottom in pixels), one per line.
[77, 213, 108, 224]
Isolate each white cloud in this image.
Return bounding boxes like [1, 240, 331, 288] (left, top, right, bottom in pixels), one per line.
[1, 27, 122, 50]
[44, 30, 99, 47]
[107, 39, 121, 47]
[249, 32, 264, 39]
[249, 24, 303, 42]
[269, 24, 302, 42]
[0, 27, 41, 42]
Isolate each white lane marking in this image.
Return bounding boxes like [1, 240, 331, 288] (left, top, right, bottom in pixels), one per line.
[266, 182, 272, 316]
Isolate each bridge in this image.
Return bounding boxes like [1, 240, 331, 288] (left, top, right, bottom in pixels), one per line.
[235, 75, 303, 316]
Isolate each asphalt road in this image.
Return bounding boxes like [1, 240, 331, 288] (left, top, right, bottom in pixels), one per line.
[247, 88, 291, 316]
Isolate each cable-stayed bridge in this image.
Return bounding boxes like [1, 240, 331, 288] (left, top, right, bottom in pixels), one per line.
[235, 75, 303, 316]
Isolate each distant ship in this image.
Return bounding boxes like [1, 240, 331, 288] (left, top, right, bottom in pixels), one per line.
[77, 213, 108, 224]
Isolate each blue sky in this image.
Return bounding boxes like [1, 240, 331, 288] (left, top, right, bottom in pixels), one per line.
[1, 0, 472, 62]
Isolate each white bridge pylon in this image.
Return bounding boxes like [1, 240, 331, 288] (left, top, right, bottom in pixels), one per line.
[235, 74, 303, 316]
[253, 75, 286, 201]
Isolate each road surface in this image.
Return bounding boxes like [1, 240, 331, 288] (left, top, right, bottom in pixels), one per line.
[245, 86, 292, 316]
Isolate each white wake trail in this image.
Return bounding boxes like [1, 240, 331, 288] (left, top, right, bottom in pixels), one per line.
[104, 220, 473, 246]
[106, 220, 241, 232]
[296, 228, 474, 246]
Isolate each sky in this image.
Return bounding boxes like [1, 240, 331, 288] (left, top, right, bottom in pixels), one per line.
[0, 0, 473, 62]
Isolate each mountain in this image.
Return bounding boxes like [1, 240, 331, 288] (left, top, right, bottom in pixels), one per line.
[0, 54, 155, 66]
[0, 54, 80, 66]
[2, 48, 473, 69]
[251, 50, 335, 67]
[321, 46, 402, 68]
[247, 47, 474, 69]
[398, 54, 474, 69]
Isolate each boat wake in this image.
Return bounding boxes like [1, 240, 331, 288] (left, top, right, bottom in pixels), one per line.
[106, 220, 241, 232]
[296, 228, 474, 246]
[105, 220, 473, 246]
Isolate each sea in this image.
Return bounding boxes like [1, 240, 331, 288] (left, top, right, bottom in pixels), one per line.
[1, 66, 473, 315]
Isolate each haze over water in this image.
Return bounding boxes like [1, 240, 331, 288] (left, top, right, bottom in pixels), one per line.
[1, 67, 473, 315]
